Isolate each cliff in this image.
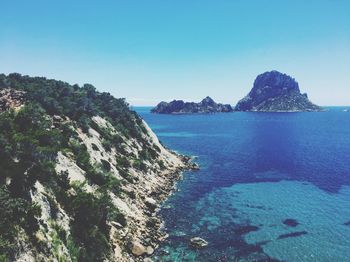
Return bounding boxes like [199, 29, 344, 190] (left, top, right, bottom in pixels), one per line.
[0, 73, 196, 262]
[235, 71, 322, 112]
[151, 96, 233, 114]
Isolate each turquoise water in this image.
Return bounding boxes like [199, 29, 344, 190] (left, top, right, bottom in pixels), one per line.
[135, 107, 350, 261]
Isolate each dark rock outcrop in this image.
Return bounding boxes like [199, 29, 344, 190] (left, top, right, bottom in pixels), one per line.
[151, 96, 233, 114]
[0, 88, 25, 111]
[235, 71, 322, 112]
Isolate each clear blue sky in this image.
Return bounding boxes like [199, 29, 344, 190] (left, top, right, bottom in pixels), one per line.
[1, 0, 349, 106]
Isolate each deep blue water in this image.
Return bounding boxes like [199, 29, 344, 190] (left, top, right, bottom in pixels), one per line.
[135, 107, 350, 262]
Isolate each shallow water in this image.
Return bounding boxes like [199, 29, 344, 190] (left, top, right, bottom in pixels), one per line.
[135, 107, 350, 261]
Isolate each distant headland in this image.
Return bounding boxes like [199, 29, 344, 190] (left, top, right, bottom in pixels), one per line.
[151, 96, 233, 114]
[235, 71, 322, 112]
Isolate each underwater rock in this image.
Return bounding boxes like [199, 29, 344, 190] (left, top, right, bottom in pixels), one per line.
[277, 231, 307, 240]
[283, 219, 299, 227]
[234, 225, 259, 235]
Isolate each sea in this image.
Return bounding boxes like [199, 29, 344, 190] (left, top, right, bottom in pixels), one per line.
[135, 107, 350, 262]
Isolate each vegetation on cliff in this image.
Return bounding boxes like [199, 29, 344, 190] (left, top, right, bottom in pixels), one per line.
[0, 73, 186, 261]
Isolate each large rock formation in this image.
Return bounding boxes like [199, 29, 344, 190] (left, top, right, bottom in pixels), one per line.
[235, 71, 322, 112]
[151, 96, 233, 114]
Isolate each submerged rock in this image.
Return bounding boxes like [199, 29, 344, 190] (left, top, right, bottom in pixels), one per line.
[151, 96, 233, 114]
[190, 237, 209, 248]
[283, 218, 299, 227]
[343, 221, 350, 226]
[235, 71, 322, 112]
[277, 231, 307, 240]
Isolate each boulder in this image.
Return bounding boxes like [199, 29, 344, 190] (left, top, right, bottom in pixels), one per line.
[189, 237, 208, 248]
[131, 241, 146, 256]
[146, 246, 154, 255]
[145, 197, 157, 211]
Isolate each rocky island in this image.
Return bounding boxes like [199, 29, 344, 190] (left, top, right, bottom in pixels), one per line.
[235, 71, 322, 112]
[151, 96, 233, 114]
[0, 73, 198, 262]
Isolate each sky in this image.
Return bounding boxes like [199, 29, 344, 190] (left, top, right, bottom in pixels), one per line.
[1, 0, 350, 106]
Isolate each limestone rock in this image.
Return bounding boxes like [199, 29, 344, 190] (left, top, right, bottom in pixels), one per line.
[131, 241, 146, 256]
[145, 197, 157, 211]
[146, 246, 154, 255]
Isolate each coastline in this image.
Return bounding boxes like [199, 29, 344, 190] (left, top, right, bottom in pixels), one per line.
[110, 121, 198, 261]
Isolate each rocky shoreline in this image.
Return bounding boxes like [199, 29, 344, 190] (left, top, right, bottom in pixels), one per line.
[52, 116, 199, 261]
[121, 154, 199, 262]
[108, 122, 200, 261]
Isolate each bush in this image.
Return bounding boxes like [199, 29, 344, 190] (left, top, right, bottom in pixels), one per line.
[100, 160, 111, 172]
[109, 208, 127, 227]
[116, 156, 130, 168]
[0, 186, 41, 257]
[68, 186, 119, 262]
[133, 159, 147, 172]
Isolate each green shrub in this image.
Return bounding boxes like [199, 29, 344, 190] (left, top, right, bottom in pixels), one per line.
[68, 187, 116, 262]
[0, 186, 41, 257]
[109, 208, 127, 227]
[116, 156, 130, 168]
[133, 159, 147, 172]
[100, 160, 111, 172]
[101, 139, 112, 152]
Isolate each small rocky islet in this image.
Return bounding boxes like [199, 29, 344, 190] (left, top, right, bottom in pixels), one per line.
[235, 70, 322, 112]
[151, 96, 233, 114]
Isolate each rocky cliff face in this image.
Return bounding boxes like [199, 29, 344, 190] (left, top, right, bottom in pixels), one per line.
[151, 96, 233, 114]
[0, 88, 25, 111]
[235, 71, 322, 112]
[0, 73, 196, 262]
